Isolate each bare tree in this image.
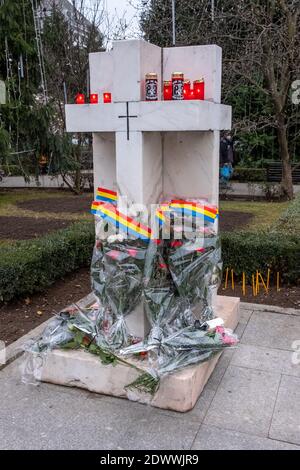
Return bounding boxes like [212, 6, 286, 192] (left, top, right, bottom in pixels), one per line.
[141, 0, 300, 199]
[42, 0, 106, 193]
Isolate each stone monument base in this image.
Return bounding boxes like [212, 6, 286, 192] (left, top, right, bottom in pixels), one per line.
[38, 296, 239, 412]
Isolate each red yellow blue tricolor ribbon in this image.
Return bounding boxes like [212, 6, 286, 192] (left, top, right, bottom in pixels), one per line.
[96, 187, 117, 204]
[91, 201, 151, 240]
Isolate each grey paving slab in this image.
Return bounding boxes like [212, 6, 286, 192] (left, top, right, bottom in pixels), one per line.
[0, 358, 200, 450]
[240, 302, 300, 316]
[1, 304, 300, 450]
[238, 308, 253, 324]
[203, 348, 235, 391]
[241, 312, 300, 351]
[142, 385, 216, 424]
[192, 424, 300, 450]
[269, 375, 300, 446]
[204, 366, 281, 437]
[231, 344, 300, 377]
[234, 321, 247, 339]
[115, 411, 200, 450]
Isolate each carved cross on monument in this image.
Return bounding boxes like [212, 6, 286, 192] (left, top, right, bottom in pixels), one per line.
[118, 102, 138, 140]
[65, 39, 231, 209]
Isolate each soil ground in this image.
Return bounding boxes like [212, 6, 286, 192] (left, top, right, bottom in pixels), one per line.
[219, 210, 253, 232]
[16, 194, 92, 214]
[0, 268, 91, 345]
[220, 285, 300, 309]
[0, 216, 71, 240]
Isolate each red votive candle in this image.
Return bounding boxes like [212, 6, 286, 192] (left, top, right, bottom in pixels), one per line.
[163, 80, 172, 100]
[193, 79, 205, 100]
[183, 80, 191, 100]
[189, 88, 195, 100]
[103, 92, 112, 103]
[90, 93, 98, 104]
[75, 93, 85, 104]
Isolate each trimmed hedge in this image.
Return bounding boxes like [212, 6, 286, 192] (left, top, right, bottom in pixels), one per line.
[1, 194, 299, 303]
[231, 167, 267, 183]
[221, 193, 300, 284]
[0, 221, 95, 303]
[221, 231, 300, 284]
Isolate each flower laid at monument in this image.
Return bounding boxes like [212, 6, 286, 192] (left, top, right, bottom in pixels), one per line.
[22, 39, 238, 412]
[24, 189, 238, 396]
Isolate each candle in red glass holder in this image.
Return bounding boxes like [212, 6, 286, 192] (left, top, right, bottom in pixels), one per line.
[189, 88, 195, 100]
[90, 93, 98, 104]
[193, 79, 205, 100]
[103, 92, 112, 103]
[163, 80, 172, 100]
[183, 80, 191, 100]
[75, 93, 85, 104]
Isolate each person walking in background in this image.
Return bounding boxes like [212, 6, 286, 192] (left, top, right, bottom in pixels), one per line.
[220, 133, 234, 186]
[220, 134, 228, 166]
[226, 133, 235, 168]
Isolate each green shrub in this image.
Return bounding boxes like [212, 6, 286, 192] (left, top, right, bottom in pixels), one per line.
[232, 167, 267, 182]
[221, 231, 300, 284]
[0, 221, 95, 303]
[221, 194, 300, 284]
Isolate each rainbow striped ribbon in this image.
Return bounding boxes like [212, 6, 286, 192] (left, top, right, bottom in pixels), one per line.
[96, 187, 117, 204]
[170, 200, 219, 224]
[91, 201, 152, 240]
[155, 204, 170, 226]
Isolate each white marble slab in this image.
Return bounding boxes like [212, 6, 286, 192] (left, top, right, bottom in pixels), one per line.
[113, 39, 162, 103]
[89, 51, 114, 97]
[92, 133, 116, 198]
[115, 131, 163, 205]
[163, 45, 222, 103]
[163, 130, 220, 205]
[88, 41, 222, 104]
[65, 101, 231, 133]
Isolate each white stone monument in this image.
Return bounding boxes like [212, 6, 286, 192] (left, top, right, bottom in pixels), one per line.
[39, 40, 239, 412]
[66, 39, 231, 206]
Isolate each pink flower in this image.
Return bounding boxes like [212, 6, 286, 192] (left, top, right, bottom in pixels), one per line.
[106, 250, 121, 260]
[215, 326, 225, 335]
[223, 335, 237, 346]
[127, 248, 138, 257]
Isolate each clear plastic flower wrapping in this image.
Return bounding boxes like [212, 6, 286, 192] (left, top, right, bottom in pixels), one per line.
[23, 198, 238, 392]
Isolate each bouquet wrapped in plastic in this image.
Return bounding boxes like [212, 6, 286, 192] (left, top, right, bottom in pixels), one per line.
[25, 191, 238, 395]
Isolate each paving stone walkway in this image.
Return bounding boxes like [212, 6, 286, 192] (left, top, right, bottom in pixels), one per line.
[1, 303, 300, 450]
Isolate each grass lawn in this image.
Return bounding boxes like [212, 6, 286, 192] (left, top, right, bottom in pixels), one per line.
[220, 200, 289, 231]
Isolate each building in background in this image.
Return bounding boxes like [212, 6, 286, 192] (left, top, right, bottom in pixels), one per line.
[41, 0, 92, 40]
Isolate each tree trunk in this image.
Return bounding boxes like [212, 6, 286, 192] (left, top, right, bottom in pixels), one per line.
[276, 115, 294, 200]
